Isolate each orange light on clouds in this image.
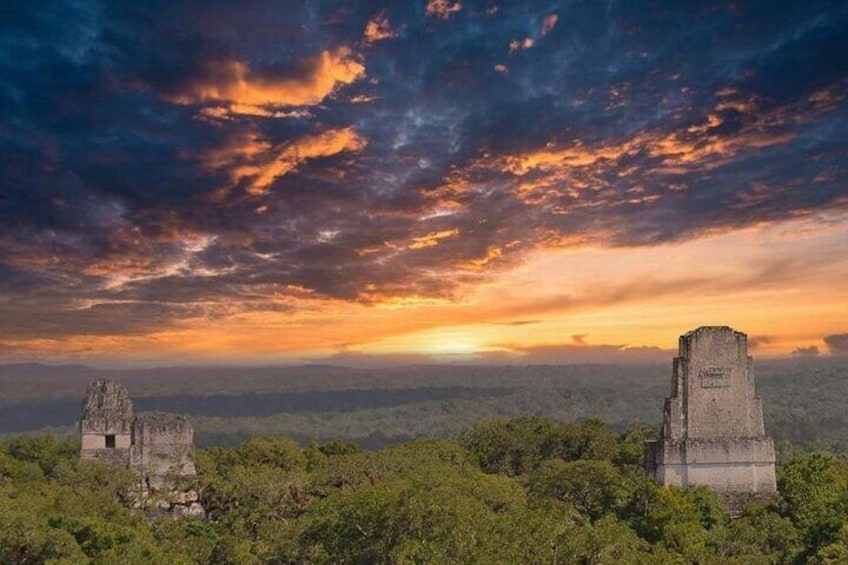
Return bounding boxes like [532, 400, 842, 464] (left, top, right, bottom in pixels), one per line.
[166, 47, 365, 116]
[425, 0, 462, 20]
[8, 210, 846, 366]
[207, 127, 368, 198]
[409, 228, 460, 250]
[364, 13, 397, 44]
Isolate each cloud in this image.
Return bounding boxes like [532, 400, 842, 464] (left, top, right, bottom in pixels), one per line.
[409, 228, 460, 250]
[163, 47, 365, 115]
[507, 343, 672, 364]
[208, 127, 368, 197]
[509, 38, 534, 52]
[465, 246, 505, 269]
[508, 13, 556, 54]
[316, 350, 434, 367]
[350, 94, 380, 104]
[364, 13, 397, 44]
[496, 97, 802, 180]
[792, 346, 821, 357]
[489, 320, 540, 327]
[824, 333, 848, 355]
[425, 0, 462, 20]
[571, 334, 587, 345]
[540, 14, 558, 36]
[317, 339, 673, 367]
[747, 336, 773, 351]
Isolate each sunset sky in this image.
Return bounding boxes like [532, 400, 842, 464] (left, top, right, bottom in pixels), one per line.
[1, 0, 847, 366]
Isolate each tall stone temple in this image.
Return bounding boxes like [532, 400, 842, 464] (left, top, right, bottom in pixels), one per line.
[645, 326, 777, 506]
[80, 379, 204, 517]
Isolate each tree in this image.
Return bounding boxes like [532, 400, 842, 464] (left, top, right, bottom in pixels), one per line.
[708, 504, 802, 564]
[529, 460, 628, 521]
[615, 423, 656, 466]
[458, 417, 558, 475]
[236, 437, 306, 471]
[632, 484, 723, 547]
[779, 453, 848, 552]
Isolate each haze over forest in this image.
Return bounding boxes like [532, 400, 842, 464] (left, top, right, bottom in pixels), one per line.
[1, 359, 846, 457]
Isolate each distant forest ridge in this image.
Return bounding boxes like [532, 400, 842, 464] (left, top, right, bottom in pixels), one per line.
[2, 357, 844, 402]
[1, 360, 847, 453]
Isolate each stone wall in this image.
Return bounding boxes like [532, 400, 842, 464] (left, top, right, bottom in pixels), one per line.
[647, 438, 776, 492]
[676, 328, 764, 439]
[130, 412, 197, 491]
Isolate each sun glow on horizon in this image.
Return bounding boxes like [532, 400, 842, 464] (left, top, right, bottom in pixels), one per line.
[2, 209, 846, 366]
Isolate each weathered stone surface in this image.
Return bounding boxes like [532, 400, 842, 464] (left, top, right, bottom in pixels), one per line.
[172, 490, 199, 505]
[172, 502, 205, 518]
[80, 379, 134, 461]
[645, 327, 777, 506]
[130, 412, 197, 492]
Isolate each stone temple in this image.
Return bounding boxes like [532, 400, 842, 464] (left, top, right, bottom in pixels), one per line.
[645, 326, 777, 505]
[80, 379, 203, 516]
[80, 379, 134, 462]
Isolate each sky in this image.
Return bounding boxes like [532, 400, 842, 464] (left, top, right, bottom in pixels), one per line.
[1, 0, 847, 366]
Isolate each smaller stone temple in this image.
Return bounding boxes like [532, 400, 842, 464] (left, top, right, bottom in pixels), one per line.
[80, 379, 203, 517]
[645, 326, 777, 506]
[80, 379, 134, 463]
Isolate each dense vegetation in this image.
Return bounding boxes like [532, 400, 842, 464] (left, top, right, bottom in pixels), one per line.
[3, 418, 848, 564]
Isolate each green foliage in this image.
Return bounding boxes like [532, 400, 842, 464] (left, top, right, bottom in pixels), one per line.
[298, 438, 523, 563]
[616, 422, 657, 466]
[456, 417, 558, 475]
[528, 459, 629, 521]
[317, 439, 361, 457]
[812, 523, 848, 564]
[709, 503, 803, 564]
[778, 452, 848, 553]
[1, 419, 847, 563]
[457, 417, 619, 476]
[236, 436, 306, 470]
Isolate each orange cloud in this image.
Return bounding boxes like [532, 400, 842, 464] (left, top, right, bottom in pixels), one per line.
[364, 12, 397, 43]
[6, 216, 218, 291]
[421, 86, 846, 223]
[509, 38, 535, 52]
[198, 104, 313, 121]
[502, 140, 635, 175]
[540, 14, 558, 36]
[466, 246, 504, 269]
[208, 127, 368, 197]
[409, 228, 460, 250]
[167, 47, 365, 116]
[507, 14, 556, 57]
[204, 130, 270, 169]
[350, 94, 380, 104]
[485, 94, 817, 207]
[6, 213, 848, 364]
[425, 0, 462, 20]
[250, 127, 367, 196]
